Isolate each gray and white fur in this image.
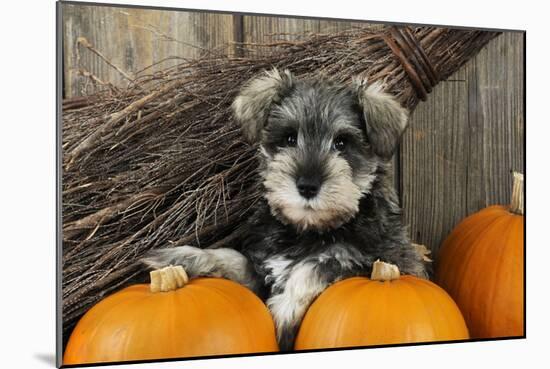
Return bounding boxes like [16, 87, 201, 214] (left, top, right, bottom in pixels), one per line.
[143, 68, 427, 351]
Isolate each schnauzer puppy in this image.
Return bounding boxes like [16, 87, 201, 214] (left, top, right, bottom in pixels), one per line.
[143, 69, 427, 351]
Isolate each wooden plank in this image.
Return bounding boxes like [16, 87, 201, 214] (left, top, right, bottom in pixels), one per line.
[400, 79, 469, 257]
[318, 20, 381, 32]
[232, 14, 244, 57]
[400, 31, 524, 256]
[243, 15, 322, 41]
[242, 15, 321, 56]
[242, 16, 377, 51]
[62, 3, 235, 97]
[465, 32, 525, 214]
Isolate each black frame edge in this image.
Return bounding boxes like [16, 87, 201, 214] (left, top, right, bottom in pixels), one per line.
[56, 1, 64, 367]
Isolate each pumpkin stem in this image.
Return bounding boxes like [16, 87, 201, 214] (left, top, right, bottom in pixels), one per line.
[370, 260, 400, 281]
[510, 172, 524, 215]
[149, 265, 189, 292]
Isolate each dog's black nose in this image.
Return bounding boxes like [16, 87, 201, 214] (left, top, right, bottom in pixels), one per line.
[296, 177, 320, 199]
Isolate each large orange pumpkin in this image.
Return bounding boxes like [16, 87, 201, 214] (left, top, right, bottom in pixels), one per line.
[435, 172, 524, 338]
[64, 266, 278, 365]
[295, 261, 469, 349]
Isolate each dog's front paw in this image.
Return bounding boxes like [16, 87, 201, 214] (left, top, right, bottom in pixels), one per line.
[141, 245, 204, 271]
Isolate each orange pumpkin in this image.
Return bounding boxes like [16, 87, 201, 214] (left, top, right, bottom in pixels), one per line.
[64, 266, 278, 365]
[295, 261, 469, 349]
[435, 172, 524, 338]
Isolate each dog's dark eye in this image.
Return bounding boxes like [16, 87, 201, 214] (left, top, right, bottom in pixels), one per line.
[332, 137, 346, 151]
[284, 132, 298, 147]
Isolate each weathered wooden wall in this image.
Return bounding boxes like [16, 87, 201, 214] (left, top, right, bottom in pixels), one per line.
[61, 3, 524, 256]
[401, 32, 524, 256]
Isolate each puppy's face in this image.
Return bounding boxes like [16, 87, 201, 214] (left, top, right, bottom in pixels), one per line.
[258, 80, 378, 231]
[233, 69, 408, 232]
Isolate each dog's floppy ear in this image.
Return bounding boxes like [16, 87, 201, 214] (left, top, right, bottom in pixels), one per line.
[232, 68, 294, 143]
[354, 79, 409, 159]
